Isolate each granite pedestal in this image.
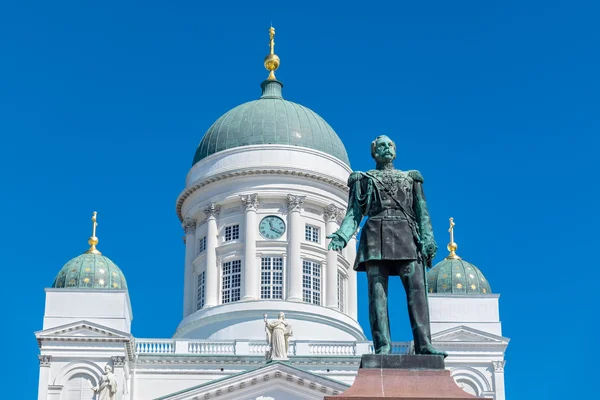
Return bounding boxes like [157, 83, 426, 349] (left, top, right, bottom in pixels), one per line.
[325, 355, 478, 400]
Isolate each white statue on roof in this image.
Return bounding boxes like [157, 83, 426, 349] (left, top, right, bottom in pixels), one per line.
[264, 312, 293, 361]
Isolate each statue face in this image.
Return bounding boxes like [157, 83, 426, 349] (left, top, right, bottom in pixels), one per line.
[372, 136, 396, 163]
[278, 312, 285, 319]
[104, 365, 112, 373]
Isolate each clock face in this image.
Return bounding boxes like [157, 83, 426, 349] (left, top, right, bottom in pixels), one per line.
[259, 216, 286, 239]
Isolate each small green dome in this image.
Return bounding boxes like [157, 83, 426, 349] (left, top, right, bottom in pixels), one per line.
[192, 80, 350, 167]
[52, 253, 127, 290]
[427, 258, 491, 295]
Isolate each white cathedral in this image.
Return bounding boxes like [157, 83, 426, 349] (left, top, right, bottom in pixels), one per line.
[35, 29, 509, 400]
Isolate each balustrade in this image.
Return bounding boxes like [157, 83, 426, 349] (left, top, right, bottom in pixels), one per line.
[188, 341, 235, 355]
[134, 339, 410, 356]
[136, 340, 175, 354]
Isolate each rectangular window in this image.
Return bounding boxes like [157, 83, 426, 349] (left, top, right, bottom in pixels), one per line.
[225, 225, 240, 242]
[197, 236, 207, 255]
[305, 224, 320, 243]
[302, 260, 321, 305]
[337, 271, 346, 312]
[261, 257, 284, 299]
[196, 271, 206, 310]
[222, 260, 241, 304]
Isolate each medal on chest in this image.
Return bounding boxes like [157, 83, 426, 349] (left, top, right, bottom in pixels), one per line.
[376, 171, 411, 197]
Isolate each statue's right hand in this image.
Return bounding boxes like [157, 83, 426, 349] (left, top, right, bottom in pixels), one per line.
[326, 233, 345, 251]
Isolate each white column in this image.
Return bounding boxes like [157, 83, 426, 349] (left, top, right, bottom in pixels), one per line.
[324, 204, 340, 309]
[111, 356, 127, 400]
[37, 355, 51, 400]
[204, 203, 220, 308]
[286, 194, 305, 302]
[182, 219, 196, 317]
[240, 194, 259, 300]
[492, 360, 506, 400]
[347, 230, 358, 320]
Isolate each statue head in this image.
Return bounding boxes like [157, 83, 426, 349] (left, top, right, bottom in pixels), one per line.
[371, 135, 396, 163]
[278, 312, 285, 320]
[104, 365, 112, 373]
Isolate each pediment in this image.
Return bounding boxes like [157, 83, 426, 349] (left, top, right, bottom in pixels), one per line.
[432, 325, 508, 344]
[155, 361, 350, 400]
[35, 320, 131, 342]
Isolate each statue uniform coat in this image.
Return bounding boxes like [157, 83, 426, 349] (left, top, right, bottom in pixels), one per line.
[336, 169, 435, 273]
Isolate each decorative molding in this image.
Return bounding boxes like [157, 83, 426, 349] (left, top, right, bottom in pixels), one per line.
[176, 168, 349, 221]
[286, 194, 306, 212]
[112, 356, 126, 367]
[183, 219, 197, 234]
[38, 354, 52, 366]
[262, 202, 283, 210]
[239, 194, 259, 211]
[203, 203, 220, 218]
[492, 360, 506, 372]
[152, 365, 351, 400]
[223, 206, 241, 215]
[305, 207, 323, 216]
[324, 204, 341, 222]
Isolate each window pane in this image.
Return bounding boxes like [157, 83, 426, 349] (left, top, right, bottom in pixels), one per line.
[197, 271, 205, 310]
[222, 260, 241, 303]
[302, 260, 321, 305]
[261, 257, 284, 299]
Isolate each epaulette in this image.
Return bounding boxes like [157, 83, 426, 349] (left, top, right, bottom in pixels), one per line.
[407, 170, 424, 183]
[348, 171, 364, 186]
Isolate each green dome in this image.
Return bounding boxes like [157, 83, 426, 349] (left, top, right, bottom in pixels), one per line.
[192, 80, 350, 167]
[52, 253, 128, 290]
[427, 258, 491, 295]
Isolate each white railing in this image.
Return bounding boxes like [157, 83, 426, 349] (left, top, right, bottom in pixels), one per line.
[135, 339, 411, 356]
[249, 342, 269, 355]
[188, 341, 235, 355]
[136, 339, 175, 354]
[309, 342, 356, 355]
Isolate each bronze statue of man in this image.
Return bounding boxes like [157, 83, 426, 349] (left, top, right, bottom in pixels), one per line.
[328, 135, 446, 356]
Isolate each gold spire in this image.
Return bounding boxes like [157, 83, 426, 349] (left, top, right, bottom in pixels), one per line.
[263, 26, 280, 81]
[446, 217, 461, 260]
[85, 211, 102, 255]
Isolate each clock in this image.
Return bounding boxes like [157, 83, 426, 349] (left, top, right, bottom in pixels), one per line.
[259, 215, 286, 239]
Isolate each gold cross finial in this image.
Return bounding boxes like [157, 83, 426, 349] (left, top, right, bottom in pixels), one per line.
[446, 217, 460, 260]
[264, 26, 280, 80]
[269, 26, 275, 55]
[85, 211, 102, 255]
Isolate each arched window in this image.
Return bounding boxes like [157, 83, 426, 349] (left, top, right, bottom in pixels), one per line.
[65, 372, 95, 400]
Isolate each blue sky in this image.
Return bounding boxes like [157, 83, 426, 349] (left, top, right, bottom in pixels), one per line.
[1, 1, 597, 398]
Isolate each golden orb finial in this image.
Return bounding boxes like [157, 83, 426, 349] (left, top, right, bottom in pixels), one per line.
[85, 211, 102, 255]
[446, 217, 461, 260]
[263, 26, 280, 81]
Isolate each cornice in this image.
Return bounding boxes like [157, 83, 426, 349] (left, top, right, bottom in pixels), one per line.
[177, 168, 349, 221]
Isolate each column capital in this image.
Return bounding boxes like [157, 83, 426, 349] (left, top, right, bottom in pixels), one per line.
[240, 194, 259, 211]
[38, 354, 52, 366]
[204, 202, 220, 218]
[112, 356, 126, 367]
[286, 194, 306, 212]
[492, 360, 506, 372]
[183, 219, 196, 234]
[324, 204, 341, 222]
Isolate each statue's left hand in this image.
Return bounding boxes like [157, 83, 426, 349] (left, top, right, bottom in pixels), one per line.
[421, 241, 437, 262]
